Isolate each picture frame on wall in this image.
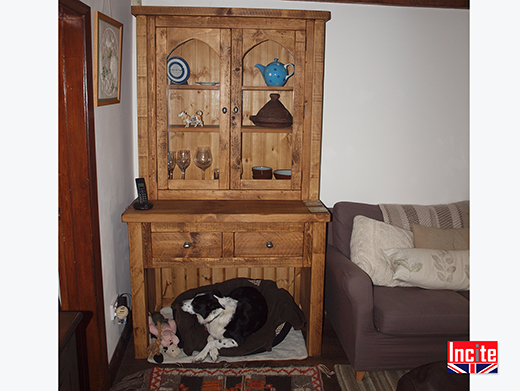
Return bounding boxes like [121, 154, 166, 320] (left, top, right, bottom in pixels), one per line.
[94, 11, 123, 106]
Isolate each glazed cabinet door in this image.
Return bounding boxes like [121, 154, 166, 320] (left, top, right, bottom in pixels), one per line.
[230, 28, 305, 195]
[156, 27, 231, 195]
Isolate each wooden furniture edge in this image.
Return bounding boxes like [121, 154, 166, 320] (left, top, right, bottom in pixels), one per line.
[122, 199, 331, 224]
[132, 6, 331, 21]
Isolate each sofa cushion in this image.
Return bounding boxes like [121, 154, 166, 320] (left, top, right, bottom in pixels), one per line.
[331, 202, 383, 259]
[412, 225, 470, 250]
[373, 286, 469, 336]
[350, 216, 413, 287]
[379, 201, 470, 231]
[385, 248, 470, 290]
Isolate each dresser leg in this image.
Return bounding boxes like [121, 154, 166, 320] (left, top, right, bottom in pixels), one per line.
[303, 222, 326, 356]
[128, 223, 149, 359]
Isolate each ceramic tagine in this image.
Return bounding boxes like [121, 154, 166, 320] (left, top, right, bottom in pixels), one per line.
[255, 58, 295, 87]
[250, 93, 293, 128]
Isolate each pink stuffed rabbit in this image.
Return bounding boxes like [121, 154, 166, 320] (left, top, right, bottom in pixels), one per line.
[148, 315, 181, 358]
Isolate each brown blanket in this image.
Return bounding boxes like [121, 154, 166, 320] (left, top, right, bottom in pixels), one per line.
[171, 278, 306, 357]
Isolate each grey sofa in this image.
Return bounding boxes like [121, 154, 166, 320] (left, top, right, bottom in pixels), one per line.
[324, 201, 469, 380]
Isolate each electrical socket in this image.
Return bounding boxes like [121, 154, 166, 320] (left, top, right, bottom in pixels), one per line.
[109, 296, 119, 320]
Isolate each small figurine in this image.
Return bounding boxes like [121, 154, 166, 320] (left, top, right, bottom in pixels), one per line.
[178, 110, 204, 127]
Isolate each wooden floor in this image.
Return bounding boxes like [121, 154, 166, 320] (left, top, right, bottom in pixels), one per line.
[112, 315, 349, 390]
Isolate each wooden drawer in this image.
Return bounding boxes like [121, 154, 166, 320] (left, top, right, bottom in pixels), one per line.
[234, 232, 303, 256]
[152, 232, 222, 258]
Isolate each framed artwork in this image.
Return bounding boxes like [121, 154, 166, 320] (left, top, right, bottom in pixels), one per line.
[94, 11, 123, 106]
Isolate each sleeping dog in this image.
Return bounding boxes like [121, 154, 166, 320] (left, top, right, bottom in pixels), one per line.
[181, 286, 268, 362]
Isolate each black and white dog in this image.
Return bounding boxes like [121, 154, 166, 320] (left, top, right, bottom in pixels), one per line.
[181, 286, 268, 362]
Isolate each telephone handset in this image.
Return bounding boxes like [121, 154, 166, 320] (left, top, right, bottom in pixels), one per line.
[133, 178, 154, 210]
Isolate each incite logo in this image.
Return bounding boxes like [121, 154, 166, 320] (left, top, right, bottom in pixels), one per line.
[448, 341, 498, 374]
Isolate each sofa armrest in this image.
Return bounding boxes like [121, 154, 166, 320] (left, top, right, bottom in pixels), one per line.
[325, 245, 374, 315]
[325, 244, 379, 367]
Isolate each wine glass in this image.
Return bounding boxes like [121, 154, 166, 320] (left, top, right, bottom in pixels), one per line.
[194, 146, 212, 180]
[176, 149, 191, 180]
[167, 151, 175, 179]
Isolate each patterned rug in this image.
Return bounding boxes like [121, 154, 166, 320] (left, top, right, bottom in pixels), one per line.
[334, 364, 409, 391]
[111, 365, 327, 391]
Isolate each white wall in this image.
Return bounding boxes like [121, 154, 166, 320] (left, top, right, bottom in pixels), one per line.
[142, 0, 469, 207]
[81, 0, 135, 361]
[321, 5, 469, 206]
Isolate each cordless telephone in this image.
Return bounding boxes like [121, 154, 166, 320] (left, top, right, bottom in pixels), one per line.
[133, 178, 154, 210]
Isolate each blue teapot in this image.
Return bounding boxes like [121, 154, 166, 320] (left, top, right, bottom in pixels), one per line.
[255, 58, 295, 87]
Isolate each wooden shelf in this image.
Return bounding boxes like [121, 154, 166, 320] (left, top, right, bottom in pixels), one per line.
[242, 86, 293, 92]
[167, 84, 220, 90]
[241, 125, 292, 133]
[167, 125, 292, 133]
[167, 125, 219, 132]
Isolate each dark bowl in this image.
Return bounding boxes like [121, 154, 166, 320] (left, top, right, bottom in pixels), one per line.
[274, 169, 291, 180]
[252, 166, 273, 179]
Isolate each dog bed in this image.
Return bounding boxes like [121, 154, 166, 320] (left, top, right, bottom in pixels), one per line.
[171, 278, 306, 357]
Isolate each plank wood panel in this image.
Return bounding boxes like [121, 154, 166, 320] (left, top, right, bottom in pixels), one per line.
[230, 28, 243, 191]
[133, 7, 331, 20]
[218, 27, 232, 190]
[306, 222, 327, 355]
[151, 222, 305, 232]
[148, 257, 305, 269]
[127, 223, 148, 359]
[156, 27, 169, 190]
[122, 200, 330, 224]
[156, 266, 301, 308]
[156, 189, 303, 201]
[147, 16, 158, 199]
[309, 20, 327, 201]
[157, 15, 308, 31]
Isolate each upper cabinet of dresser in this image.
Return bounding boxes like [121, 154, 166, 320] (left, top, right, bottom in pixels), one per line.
[133, 7, 330, 201]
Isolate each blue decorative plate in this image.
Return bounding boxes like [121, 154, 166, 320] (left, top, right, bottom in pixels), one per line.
[167, 57, 190, 84]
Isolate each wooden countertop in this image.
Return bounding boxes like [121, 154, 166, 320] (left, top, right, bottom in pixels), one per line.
[122, 199, 330, 224]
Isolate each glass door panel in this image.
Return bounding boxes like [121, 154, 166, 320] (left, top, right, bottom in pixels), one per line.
[157, 28, 230, 191]
[237, 34, 299, 191]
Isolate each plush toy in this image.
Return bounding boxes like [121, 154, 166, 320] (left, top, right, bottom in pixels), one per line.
[147, 312, 181, 363]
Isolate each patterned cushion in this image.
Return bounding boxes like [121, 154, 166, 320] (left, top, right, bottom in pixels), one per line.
[384, 248, 470, 290]
[350, 216, 413, 287]
[379, 201, 469, 231]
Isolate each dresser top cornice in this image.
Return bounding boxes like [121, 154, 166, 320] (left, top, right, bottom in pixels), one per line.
[131, 6, 331, 21]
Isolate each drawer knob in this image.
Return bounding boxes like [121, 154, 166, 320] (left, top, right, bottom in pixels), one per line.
[266, 241, 274, 249]
[183, 242, 191, 248]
